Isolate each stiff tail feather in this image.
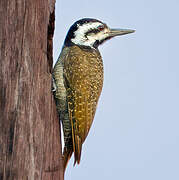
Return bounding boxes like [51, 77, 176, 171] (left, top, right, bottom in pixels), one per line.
[63, 148, 73, 171]
[63, 136, 82, 171]
[73, 135, 82, 165]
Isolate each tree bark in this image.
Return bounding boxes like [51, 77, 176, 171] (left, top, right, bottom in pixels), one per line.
[0, 0, 64, 179]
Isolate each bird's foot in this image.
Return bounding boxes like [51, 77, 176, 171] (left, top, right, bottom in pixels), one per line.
[52, 77, 57, 92]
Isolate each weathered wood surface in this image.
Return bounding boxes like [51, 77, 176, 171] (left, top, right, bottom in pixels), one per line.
[0, 0, 64, 179]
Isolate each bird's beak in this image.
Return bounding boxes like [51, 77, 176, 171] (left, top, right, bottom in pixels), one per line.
[108, 28, 135, 37]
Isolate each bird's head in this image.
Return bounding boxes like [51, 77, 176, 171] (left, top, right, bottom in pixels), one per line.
[64, 18, 135, 49]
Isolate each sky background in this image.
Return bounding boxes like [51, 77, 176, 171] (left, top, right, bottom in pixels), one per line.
[53, 0, 179, 179]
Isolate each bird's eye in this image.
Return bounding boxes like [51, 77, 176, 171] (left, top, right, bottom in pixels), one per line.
[97, 25, 104, 31]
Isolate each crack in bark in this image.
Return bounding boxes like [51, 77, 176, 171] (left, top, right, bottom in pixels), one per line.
[47, 10, 55, 73]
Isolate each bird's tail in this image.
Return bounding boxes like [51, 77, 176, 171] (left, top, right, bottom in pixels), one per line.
[63, 136, 82, 171]
[63, 148, 73, 171]
[73, 135, 82, 166]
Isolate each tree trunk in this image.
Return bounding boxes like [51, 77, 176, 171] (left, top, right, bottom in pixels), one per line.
[0, 0, 64, 179]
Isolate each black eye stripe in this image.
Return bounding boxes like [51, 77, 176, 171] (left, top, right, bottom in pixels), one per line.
[85, 29, 100, 37]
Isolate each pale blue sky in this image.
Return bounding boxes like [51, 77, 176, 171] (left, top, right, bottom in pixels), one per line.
[53, 0, 179, 179]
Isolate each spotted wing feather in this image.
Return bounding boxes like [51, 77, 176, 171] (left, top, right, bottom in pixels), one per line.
[63, 46, 103, 166]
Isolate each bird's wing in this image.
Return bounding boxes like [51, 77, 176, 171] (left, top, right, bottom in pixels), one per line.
[63, 46, 103, 165]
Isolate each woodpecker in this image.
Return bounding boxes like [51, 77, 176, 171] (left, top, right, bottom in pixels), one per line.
[53, 18, 134, 170]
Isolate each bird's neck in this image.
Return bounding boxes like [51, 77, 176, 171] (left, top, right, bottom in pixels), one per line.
[64, 43, 99, 54]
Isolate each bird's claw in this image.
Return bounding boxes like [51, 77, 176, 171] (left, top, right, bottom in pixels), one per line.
[52, 77, 57, 92]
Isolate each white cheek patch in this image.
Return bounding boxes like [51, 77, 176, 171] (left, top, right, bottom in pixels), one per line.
[71, 22, 105, 47]
[88, 29, 109, 42]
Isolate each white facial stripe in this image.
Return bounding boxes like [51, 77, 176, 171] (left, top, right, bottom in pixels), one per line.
[87, 29, 109, 42]
[71, 22, 106, 47]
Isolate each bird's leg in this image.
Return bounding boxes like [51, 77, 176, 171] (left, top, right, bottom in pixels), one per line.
[52, 77, 57, 92]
